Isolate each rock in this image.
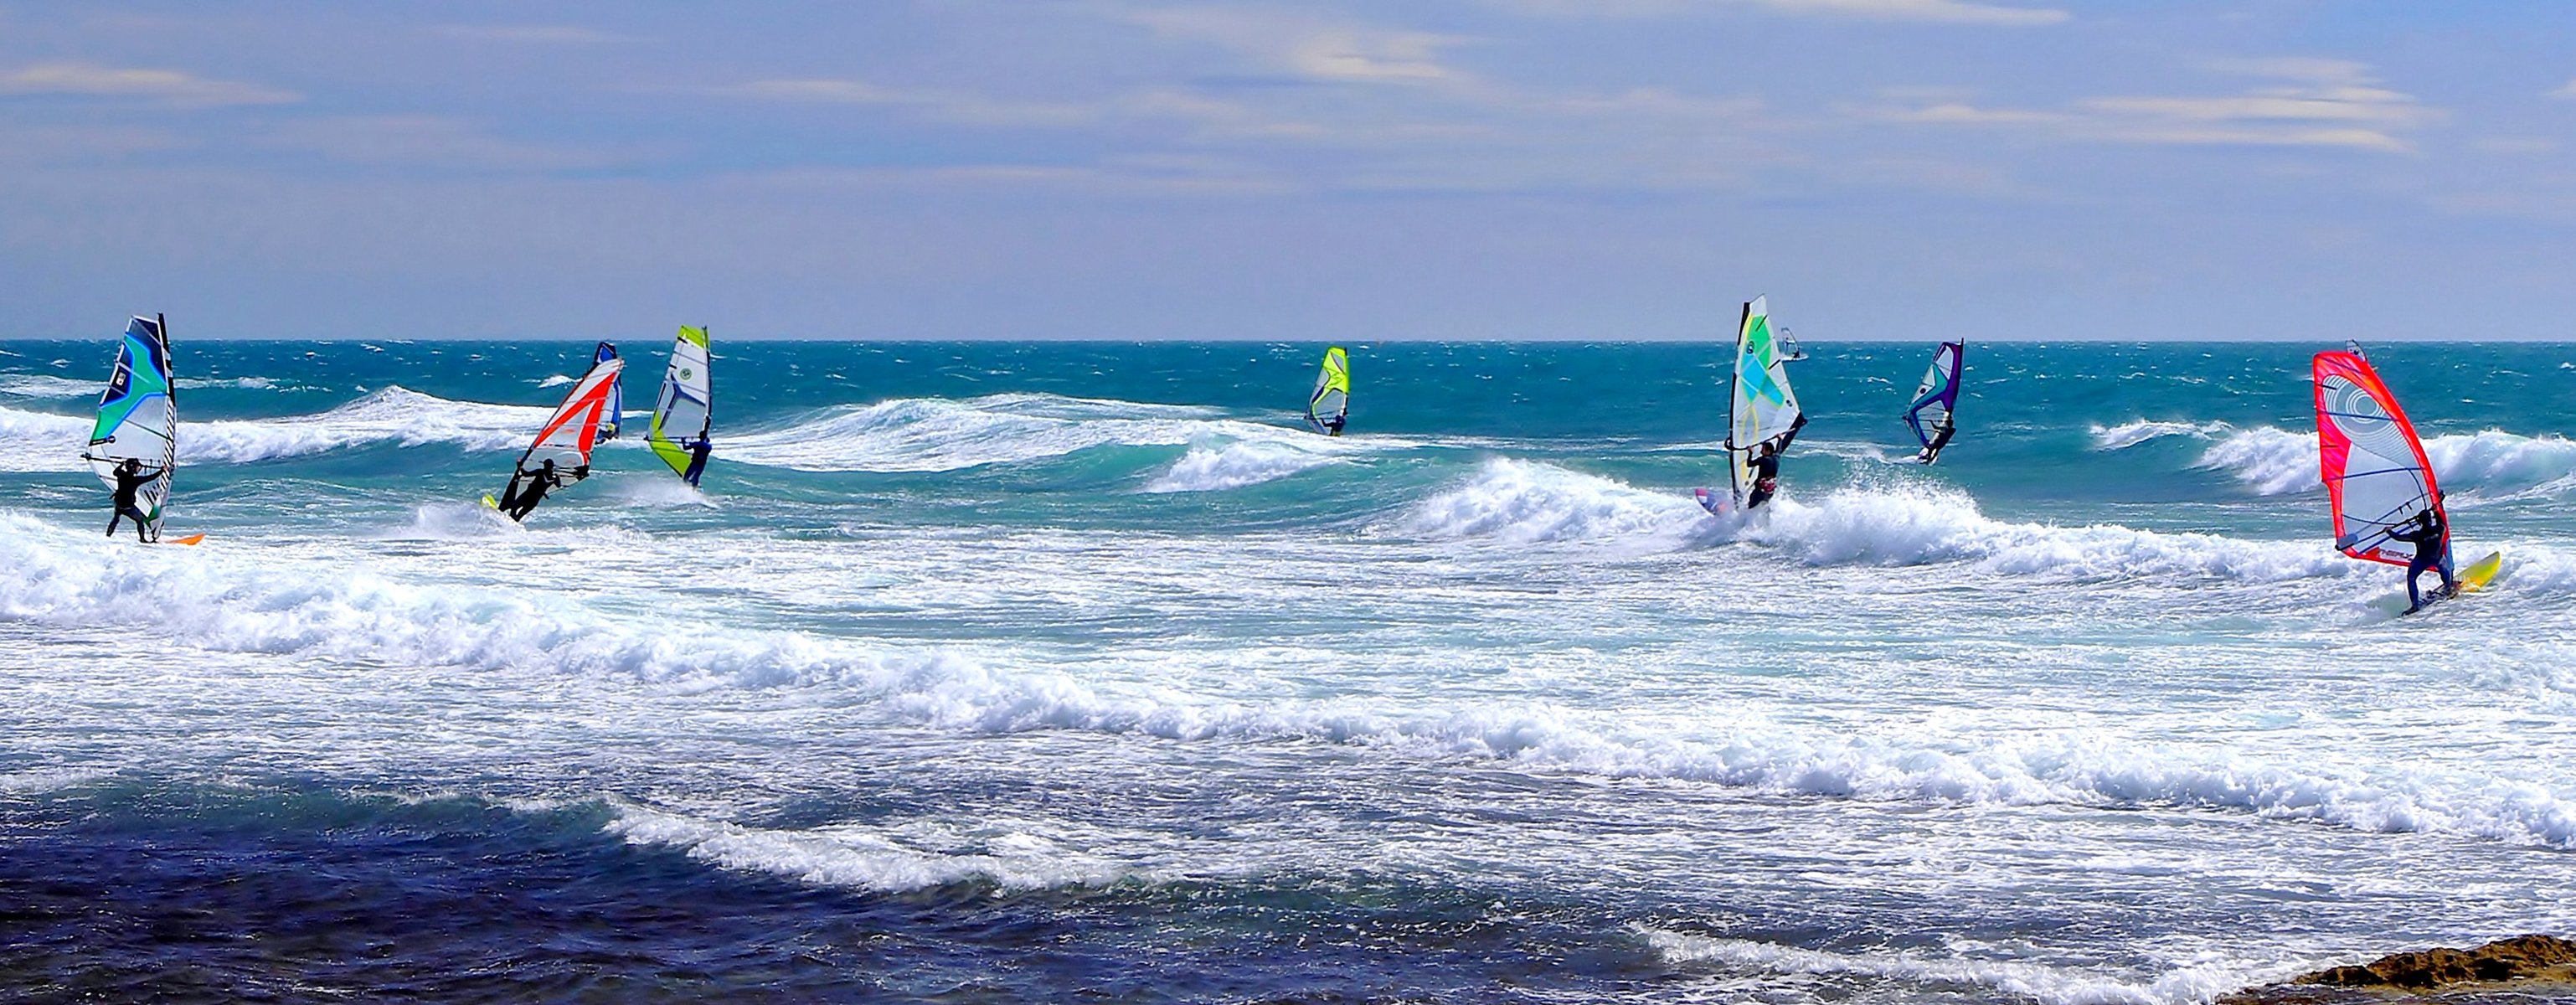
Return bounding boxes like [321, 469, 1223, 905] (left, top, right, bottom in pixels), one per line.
[2220, 935, 2576, 1003]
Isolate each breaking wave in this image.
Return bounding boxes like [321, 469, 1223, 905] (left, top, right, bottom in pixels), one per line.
[725, 393, 1369, 477]
[1395, 459, 2351, 580]
[2, 510, 2571, 852]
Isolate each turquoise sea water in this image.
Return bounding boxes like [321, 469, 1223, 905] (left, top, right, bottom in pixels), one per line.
[3, 338, 2573, 1002]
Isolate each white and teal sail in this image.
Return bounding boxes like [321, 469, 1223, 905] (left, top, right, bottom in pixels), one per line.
[1306, 346, 1349, 436]
[1725, 296, 1805, 506]
[647, 326, 713, 486]
[85, 315, 178, 542]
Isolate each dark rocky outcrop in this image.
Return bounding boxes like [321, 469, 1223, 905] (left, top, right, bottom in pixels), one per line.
[2221, 935, 2576, 1004]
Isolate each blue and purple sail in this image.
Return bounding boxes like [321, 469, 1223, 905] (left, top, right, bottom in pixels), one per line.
[1904, 341, 1964, 464]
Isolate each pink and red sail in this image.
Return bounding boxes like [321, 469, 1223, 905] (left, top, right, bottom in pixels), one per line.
[2311, 351, 2446, 569]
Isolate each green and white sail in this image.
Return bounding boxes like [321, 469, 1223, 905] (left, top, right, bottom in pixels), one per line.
[1306, 346, 1349, 435]
[85, 315, 178, 541]
[1726, 296, 1803, 505]
[647, 325, 713, 486]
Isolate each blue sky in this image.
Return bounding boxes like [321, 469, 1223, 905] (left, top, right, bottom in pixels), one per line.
[3, 1, 2574, 340]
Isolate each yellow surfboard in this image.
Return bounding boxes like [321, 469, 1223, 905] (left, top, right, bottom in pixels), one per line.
[2455, 549, 2504, 595]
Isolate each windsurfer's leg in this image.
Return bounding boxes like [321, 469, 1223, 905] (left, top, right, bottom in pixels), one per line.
[106, 512, 121, 536]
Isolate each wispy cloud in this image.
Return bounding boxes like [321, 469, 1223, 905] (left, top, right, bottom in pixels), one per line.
[1116, 8, 1476, 85]
[708, 79, 1105, 127]
[430, 24, 641, 44]
[1492, 0, 2067, 27]
[1867, 58, 2435, 152]
[2549, 78, 2576, 100]
[264, 116, 638, 172]
[0, 62, 297, 107]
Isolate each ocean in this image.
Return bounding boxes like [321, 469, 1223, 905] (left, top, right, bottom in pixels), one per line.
[1, 338, 2571, 1003]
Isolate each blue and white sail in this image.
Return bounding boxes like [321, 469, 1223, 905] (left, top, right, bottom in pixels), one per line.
[593, 341, 624, 441]
[84, 315, 178, 541]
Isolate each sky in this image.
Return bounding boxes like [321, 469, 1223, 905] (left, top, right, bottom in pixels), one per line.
[3, 1, 2575, 341]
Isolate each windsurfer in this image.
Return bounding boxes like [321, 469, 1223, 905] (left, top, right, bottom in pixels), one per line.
[684, 438, 711, 484]
[2390, 504, 2456, 612]
[500, 457, 585, 522]
[1744, 414, 1808, 511]
[1916, 417, 1956, 464]
[104, 457, 163, 540]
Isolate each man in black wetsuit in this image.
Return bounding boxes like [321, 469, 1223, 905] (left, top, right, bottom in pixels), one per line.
[2388, 504, 2455, 612]
[500, 457, 584, 522]
[104, 457, 163, 541]
[1744, 414, 1809, 511]
[1917, 416, 1956, 464]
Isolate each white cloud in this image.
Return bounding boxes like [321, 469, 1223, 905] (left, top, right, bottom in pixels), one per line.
[430, 24, 641, 44]
[1868, 59, 2434, 152]
[0, 62, 297, 107]
[708, 79, 1104, 126]
[264, 116, 637, 172]
[1117, 8, 1475, 85]
[2550, 79, 2576, 100]
[1492, 0, 2067, 27]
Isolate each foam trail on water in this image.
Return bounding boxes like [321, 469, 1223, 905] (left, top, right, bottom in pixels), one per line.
[2090, 420, 2232, 451]
[1395, 458, 1705, 546]
[1396, 460, 2356, 581]
[1145, 440, 1342, 492]
[1637, 927, 2254, 1005]
[605, 805, 1152, 894]
[727, 394, 1370, 474]
[8, 510, 2573, 850]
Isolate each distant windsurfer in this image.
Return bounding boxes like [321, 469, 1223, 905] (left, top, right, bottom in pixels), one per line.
[103, 457, 163, 540]
[593, 342, 621, 441]
[1318, 414, 1345, 436]
[1744, 414, 1808, 511]
[2389, 504, 2456, 612]
[498, 457, 585, 522]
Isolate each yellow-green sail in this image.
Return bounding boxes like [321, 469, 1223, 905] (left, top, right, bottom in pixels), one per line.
[647, 326, 713, 485]
[1306, 346, 1349, 435]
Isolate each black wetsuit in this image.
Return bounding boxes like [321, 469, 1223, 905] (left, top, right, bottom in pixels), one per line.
[1744, 415, 1808, 511]
[1745, 451, 1782, 510]
[683, 440, 711, 487]
[501, 461, 578, 522]
[105, 464, 162, 541]
[2390, 512, 2455, 611]
[1919, 420, 1956, 462]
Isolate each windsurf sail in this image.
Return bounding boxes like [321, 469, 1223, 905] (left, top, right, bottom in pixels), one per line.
[1904, 341, 1965, 463]
[2313, 350, 2448, 569]
[647, 326, 713, 486]
[85, 315, 177, 543]
[1307, 346, 1350, 435]
[1726, 296, 1805, 506]
[497, 351, 623, 519]
[593, 342, 623, 441]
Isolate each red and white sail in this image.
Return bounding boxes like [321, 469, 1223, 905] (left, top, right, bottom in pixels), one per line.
[520, 357, 625, 472]
[2312, 350, 2445, 568]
